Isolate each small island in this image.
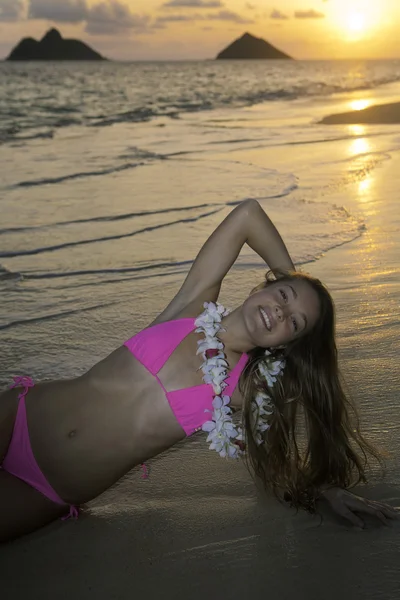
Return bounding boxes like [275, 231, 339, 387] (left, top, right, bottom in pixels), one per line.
[6, 28, 106, 61]
[216, 32, 292, 60]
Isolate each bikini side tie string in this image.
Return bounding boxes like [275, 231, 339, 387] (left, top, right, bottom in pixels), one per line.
[10, 376, 34, 398]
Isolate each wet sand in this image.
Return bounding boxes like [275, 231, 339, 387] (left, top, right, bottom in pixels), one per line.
[320, 100, 400, 124]
[1, 155, 400, 600]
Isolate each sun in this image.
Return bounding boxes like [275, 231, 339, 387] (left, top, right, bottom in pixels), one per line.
[344, 9, 371, 38]
[329, 1, 381, 41]
[347, 11, 366, 32]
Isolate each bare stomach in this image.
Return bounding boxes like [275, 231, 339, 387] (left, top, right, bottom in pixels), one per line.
[18, 347, 186, 505]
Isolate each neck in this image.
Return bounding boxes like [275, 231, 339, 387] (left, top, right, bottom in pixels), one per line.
[217, 306, 255, 356]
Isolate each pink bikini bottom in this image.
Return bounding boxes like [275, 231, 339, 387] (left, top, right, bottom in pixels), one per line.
[1, 376, 79, 520]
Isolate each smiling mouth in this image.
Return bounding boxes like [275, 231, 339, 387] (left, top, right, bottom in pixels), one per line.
[259, 307, 271, 331]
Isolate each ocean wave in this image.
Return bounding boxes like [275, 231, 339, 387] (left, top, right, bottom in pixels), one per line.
[0, 301, 118, 332]
[9, 130, 55, 143]
[0, 207, 223, 258]
[0, 264, 22, 281]
[13, 161, 145, 189]
[0, 202, 216, 235]
[89, 76, 400, 129]
[9, 145, 170, 189]
[329, 152, 392, 188]
[24, 260, 192, 280]
[2, 61, 400, 143]
[38, 265, 191, 292]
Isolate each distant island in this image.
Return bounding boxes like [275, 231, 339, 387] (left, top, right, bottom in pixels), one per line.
[6, 28, 106, 61]
[216, 32, 292, 60]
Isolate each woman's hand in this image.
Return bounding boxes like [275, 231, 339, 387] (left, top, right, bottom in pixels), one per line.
[320, 486, 400, 529]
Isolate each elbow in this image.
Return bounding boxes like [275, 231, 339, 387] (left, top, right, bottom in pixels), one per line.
[241, 198, 261, 217]
[242, 198, 260, 210]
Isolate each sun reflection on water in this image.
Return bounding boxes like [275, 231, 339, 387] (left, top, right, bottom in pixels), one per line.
[349, 136, 370, 155]
[348, 124, 365, 135]
[357, 178, 373, 200]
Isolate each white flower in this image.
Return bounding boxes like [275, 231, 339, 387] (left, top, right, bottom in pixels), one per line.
[204, 301, 228, 317]
[196, 337, 224, 355]
[195, 301, 283, 459]
[258, 422, 270, 433]
[202, 365, 228, 395]
[253, 393, 274, 416]
[258, 357, 285, 388]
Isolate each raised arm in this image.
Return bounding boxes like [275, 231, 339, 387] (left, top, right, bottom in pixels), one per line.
[152, 199, 294, 323]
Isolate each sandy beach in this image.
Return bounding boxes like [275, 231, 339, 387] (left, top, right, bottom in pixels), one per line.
[1, 111, 400, 599]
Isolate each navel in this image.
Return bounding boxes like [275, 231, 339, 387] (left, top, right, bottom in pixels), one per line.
[68, 429, 77, 438]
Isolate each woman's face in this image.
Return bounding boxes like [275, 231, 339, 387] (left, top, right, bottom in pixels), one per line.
[242, 278, 321, 348]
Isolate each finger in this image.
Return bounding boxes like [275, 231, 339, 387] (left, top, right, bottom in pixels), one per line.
[359, 503, 393, 527]
[373, 502, 400, 518]
[362, 499, 392, 512]
[371, 503, 400, 520]
[375, 510, 392, 527]
[342, 508, 365, 529]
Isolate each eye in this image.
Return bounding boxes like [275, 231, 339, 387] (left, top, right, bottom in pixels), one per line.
[280, 289, 288, 302]
[291, 317, 298, 332]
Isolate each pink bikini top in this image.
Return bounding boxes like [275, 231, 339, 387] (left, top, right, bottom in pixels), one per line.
[124, 318, 248, 437]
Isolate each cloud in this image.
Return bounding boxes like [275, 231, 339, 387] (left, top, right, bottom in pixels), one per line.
[0, 0, 27, 21]
[294, 9, 325, 19]
[156, 8, 252, 25]
[161, 0, 223, 7]
[23, 1, 150, 35]
[29, 0, 88, 23]
[156, 14, 194, 23]
[270, 9, 289, 20]
[1, 0, 251, 37]
[208, 10, 253, 23]
[85, 1, 150, 35]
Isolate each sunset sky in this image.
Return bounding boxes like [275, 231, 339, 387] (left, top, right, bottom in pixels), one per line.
[0, 0, 399, 61]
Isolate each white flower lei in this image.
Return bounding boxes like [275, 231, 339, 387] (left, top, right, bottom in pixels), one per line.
[195, 302, 285, 458]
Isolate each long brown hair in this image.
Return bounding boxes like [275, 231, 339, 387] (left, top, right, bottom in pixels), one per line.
[240, 270, 388, 515]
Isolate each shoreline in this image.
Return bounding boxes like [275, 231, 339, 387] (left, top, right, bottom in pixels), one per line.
[320, 100, 400, 124]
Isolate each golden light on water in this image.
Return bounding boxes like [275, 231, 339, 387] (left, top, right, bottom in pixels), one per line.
[349, 136, 370, 155]
[358, 178, 371, 195]
[348, 124, 366, 135]
[347, 123, 370, 156]
[345, 119, 375, 202]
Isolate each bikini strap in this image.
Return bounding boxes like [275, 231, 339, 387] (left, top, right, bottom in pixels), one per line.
[225, 353, 249, 396]
[61, 505, 80, 521]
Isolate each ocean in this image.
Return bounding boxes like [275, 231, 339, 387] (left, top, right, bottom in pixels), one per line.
[0, 59, 399, 379]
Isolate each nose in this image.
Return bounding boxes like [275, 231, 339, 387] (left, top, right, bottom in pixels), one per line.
[274, 305, 284, 321]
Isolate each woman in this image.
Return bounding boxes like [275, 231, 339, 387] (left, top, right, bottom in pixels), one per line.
[0, 199, 398, 542]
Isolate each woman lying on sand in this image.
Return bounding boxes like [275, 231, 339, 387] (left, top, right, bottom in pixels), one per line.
[1, 199, 398, 542]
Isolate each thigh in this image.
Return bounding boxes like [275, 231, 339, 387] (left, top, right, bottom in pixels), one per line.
[0, 471, 67, 543]
[0, 388, 18, 461]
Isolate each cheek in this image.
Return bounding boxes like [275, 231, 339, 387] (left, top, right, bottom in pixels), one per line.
[273, 321, 294, 344]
